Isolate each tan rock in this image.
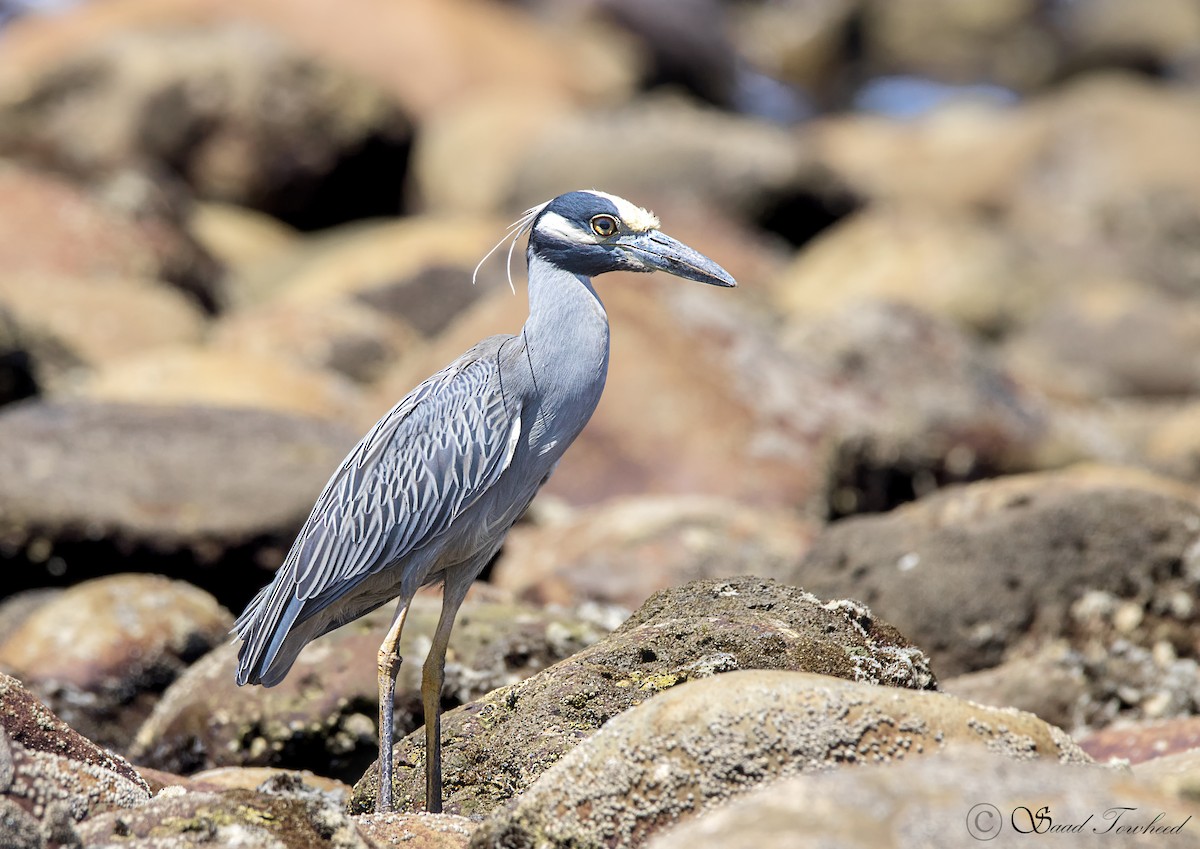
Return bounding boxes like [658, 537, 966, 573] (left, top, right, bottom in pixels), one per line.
[773, 203, 1041, 334]
[131, 590, 612, 781]
[471, 670, 1089, 849]
[0, 673, 150, 842]
[189, 202, 300, 275]
[796, 465, 1200, 681]
[63, 347, 367, 424]
[0, 574, 231, 751]
[351, 578, 935, 816]
[356, 811, 475, 849]
[648, 749, 1195, 849]
[491, 495, 819, 608]
[209, 297, 421, 385]
[0, 274, 206, 383]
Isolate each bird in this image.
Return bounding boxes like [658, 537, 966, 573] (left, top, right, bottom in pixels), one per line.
[232, 190, 736, 814]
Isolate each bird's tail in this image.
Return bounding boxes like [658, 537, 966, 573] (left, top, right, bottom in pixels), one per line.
[234, 583, 308, 687]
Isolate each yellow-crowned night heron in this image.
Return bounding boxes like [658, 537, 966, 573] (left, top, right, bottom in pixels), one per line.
[234, 190, 736, 813]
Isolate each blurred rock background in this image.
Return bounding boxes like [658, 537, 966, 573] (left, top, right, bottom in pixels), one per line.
[2, 0, 1200, 846]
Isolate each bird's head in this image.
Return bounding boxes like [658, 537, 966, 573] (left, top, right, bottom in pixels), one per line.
[525, 190, 737, 288]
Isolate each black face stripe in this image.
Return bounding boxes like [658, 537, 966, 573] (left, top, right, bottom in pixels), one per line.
[532, 191, 621, 233]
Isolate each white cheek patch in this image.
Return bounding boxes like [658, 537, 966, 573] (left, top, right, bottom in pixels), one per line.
[534, 210, 598, 244]
[587, 191, 660, 233]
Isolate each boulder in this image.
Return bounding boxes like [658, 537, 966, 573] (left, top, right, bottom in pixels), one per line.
[0, 574, 231, 752]
[647, 748, 1193, 849]
[0, 673, 150, 846]
[491, 495, 819, 608]
[471, 670, 1089, 849]
[0, 400, 357, 605]
[796, 465, 1200, 678]
[131, 590, 613, 782]
[351, 577, 935, 816]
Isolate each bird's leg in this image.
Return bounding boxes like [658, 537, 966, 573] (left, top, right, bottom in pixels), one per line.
[421, 581, 470, 814]
[376, 599, 411, 813]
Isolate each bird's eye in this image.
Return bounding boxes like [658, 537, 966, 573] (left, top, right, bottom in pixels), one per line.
[590, 214, 619, 238]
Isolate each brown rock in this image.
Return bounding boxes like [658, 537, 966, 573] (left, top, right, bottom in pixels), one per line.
[0, 275, 206, 390]
[0, 163, 219, 309]
[189, 766, 351, 799]
[356, 812, 475, 849]
[507, 94, 811, 220]
[780, 300, 1049, 516]
[131, 590, 612, 781]
[0, 400, 357, 603]
[0, 0, 605, 124]
[188, 202, 300, 276]
[796, 465, 1200, 678]
[0, 574, 231, 752]
[1080, 718, 1200, 766]
[941, 641, 1088, 732]
[1000, 279, 1200, 400]
[210, 297, 421, 385]
[0, 673, 150, 843]
[351, 578, 936, 816]
[63, 347, 369, 424]
[773, 204, 1042, 335]
[648, 749, 1194, 849]
[233, 215, 501, 320]
[76, 773, 367, 849]
[491, 495, 819, 608]
[471, 670, 1089, 849]
[0, 23, 410, 223]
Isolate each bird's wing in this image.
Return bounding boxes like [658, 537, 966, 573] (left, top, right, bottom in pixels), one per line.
[291, 337, 521, 604]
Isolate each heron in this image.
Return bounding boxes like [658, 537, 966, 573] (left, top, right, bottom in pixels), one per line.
[233, 190, 736, 813]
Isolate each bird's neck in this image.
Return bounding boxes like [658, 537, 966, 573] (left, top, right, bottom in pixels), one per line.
[520, 252, 611, 419]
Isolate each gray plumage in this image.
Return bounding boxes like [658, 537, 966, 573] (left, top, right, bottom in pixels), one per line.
[234, 190, 735, 813]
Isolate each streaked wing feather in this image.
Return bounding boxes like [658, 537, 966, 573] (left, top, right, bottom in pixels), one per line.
[288, 340, 519, 605]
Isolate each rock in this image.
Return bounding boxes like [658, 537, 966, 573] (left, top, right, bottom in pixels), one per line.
[356, 812, 475, 849]
[0, 274, 207, 391]
[411, 88, 578, 216]
[0, 23, 411, 227]
[795, 465, 1200, 678]
[0, 400, 357, 604]
[780, 300, 1049, 516]
[75, 773, 366, 849]
[941, 641, 1089, 733]
[1080, 717, 1200, 766]
[0, 0, 599, 126]
[1007, 75, 1200, 295]
[1135, 747, 1200, 799]
[63, 347, 369, 424]
[859, 0, 1058, 91]
[0, 590, 59, 649]
[490, 495, 819, 608]
[230, 215, 501, 320]
[209, 297, 421, 385]
[189, 766, 351, 799]
[0, 162, 219, 310]
[0, 673, 150, 844]
[729, 0, 857, 96]
[507, 94, 811, 221]
[188, 202, 300, 276]
[471, 670, 1089, 849]
[647, 749, 1194, 849]
[773, 204, 1041, 336]
[809, 98, 1046, 209]
[351, 577, 935, 816]
[1145, 402, 1200, 482]
[131, 589, 613, 782]
[999, 279, 1200, 400]
[0, 574, 231, 752]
